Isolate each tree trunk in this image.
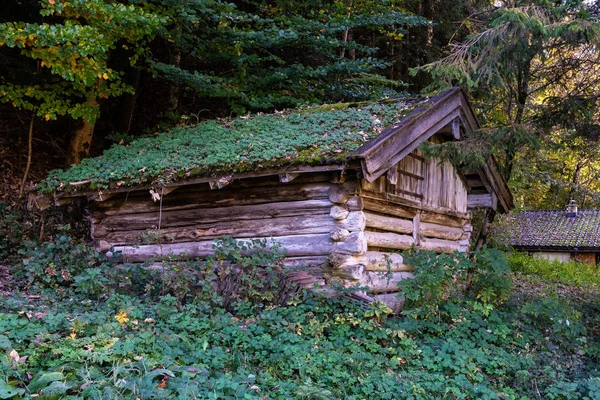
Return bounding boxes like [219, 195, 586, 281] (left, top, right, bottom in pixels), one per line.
[18, 111, 35, 199]
[474, 208, 496, 251]
[67, 98, 99, 166]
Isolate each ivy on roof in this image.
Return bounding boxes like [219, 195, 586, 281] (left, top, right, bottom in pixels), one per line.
[40, 97, 427, 194]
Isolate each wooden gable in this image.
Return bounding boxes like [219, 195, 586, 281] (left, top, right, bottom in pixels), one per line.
[353, 88, 512, 213]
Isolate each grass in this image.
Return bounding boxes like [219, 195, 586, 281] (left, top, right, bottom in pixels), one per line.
[507, 251, 600, 287]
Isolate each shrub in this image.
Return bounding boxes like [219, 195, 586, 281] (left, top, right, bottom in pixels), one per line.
[399, 248, 512, 320]
[17, 235, 111, 298]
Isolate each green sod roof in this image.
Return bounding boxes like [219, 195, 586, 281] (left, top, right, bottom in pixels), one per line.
[40, 97, 430, 194]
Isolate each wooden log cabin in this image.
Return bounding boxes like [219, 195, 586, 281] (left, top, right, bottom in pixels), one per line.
[39, 88, 513, 310]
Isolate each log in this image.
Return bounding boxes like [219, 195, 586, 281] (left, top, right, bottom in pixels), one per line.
[333, 231, 367, 255]
[364, 212, 413, 234]
[360, 271, 414, 293]
[330, 228, 350, 242]
[336, 211, 366, 232]
[96, 214, 336, 245]
[362, 197, 416, 219]
[329, 185, 351, 204]
[420, 210, 468, 228]
[365, 231, 414, 250]
[467, 193, 494, 208]
[93, 199, 333, 231]
[372, 293, 405, 314]
[329, 264, 366, 281]
[346, 196, 364, 211]
[282, 256, 329, 269]
[419, 238, 461, 254]
[94, 182, 333, 216]
[329, 251, 412, 272]
[113, 233, 335, 263]
[330, 205, 349, 221]
[419, 222, 463, 240]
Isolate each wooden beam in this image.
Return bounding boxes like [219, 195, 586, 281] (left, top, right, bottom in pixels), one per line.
[451, 117, 461, 139]
[279, 173, 300, 183]
[209, 175, 233, 190]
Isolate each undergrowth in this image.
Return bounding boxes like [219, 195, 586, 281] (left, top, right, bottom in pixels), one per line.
[1, 237, 600, 399]
[507, 252, 600, 287]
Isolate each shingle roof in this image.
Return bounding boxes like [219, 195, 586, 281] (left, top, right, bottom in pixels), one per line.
[506, 210, 600, 250]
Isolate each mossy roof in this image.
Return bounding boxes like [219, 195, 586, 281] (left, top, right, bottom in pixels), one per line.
[506, 210, 600, 250]
[40, 95, 434, 194]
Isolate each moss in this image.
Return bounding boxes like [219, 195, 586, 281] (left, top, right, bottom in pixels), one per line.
[40, 96, 429, 194]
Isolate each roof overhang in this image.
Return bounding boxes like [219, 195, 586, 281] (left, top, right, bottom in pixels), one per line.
[352, 87, 513, 213]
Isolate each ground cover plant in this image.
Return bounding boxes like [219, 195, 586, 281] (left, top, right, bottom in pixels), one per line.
[1, 234, 600, 399]
[507, 252, 600, 288]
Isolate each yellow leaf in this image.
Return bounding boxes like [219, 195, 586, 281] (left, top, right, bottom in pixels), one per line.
[97, 72, 103, 79]
[45, 114, 50, 121]
[70, 332, 76, 340]
[102, 73, 109, 80]
[115, 311, 129, 325]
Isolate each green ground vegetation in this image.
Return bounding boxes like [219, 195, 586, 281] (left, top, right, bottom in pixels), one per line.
[1, 228, 599, 399]
[507, 252, 600, 288]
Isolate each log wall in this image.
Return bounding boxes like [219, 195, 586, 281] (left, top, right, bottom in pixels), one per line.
[91, 174, 349, 274]
[326, 148, 474, 307]
[88, 159, 475, 312]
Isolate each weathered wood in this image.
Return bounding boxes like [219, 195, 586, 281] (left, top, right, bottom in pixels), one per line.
[360, 271, 414, 293]
[336, 211, 366, 232]
[282, 256, 329, 269]
[330, 264, 366, 281]
[93, 199, 333, 230]
[419, 222, 463, 240]
[330, 251, 411, 272]
[113, 233, 335, 263]
[365, 231, 414, 250]
[96, 214, 337, 245]
[420, 210, 469, 228]
[93, 182, 333, 216]
[329, 185, 351, 204]
[346, 196, 364, 211]
[467, 193, 497, 209]
[61, 164, 355, 199]
[372, 293, 405, 313]
[209, 176, 233, 190]
[330, 227, 350, 242]
[354, 90, 458, 170]
[330, 205, 350, 221]
[364, 212, 413, 234]
[420, 238, 461, 254]
[413, 212, 421, 246]
[362, 197, 416, 219]
[279, 173, 300, 183]
[333, 231, 367, 255]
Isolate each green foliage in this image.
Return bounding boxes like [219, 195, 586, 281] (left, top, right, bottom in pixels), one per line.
[0, 201, 85, 264]
[412, 0, 600, 188]
[39, 97, 425, 193]
[148, 0, 428, 113]
[399, 248, 512, 320]
[17, 235, 111, 298]
[2, 236, 600, 398]
[507, 252, 600, 287]
[0, 0, 164, 123]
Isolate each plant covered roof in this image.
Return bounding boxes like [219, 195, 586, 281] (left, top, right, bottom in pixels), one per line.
[40, 96, 431, 194]
[504, 210, 600, 250]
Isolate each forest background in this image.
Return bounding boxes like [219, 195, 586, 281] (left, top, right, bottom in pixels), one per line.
[2, 0, 600, 211]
